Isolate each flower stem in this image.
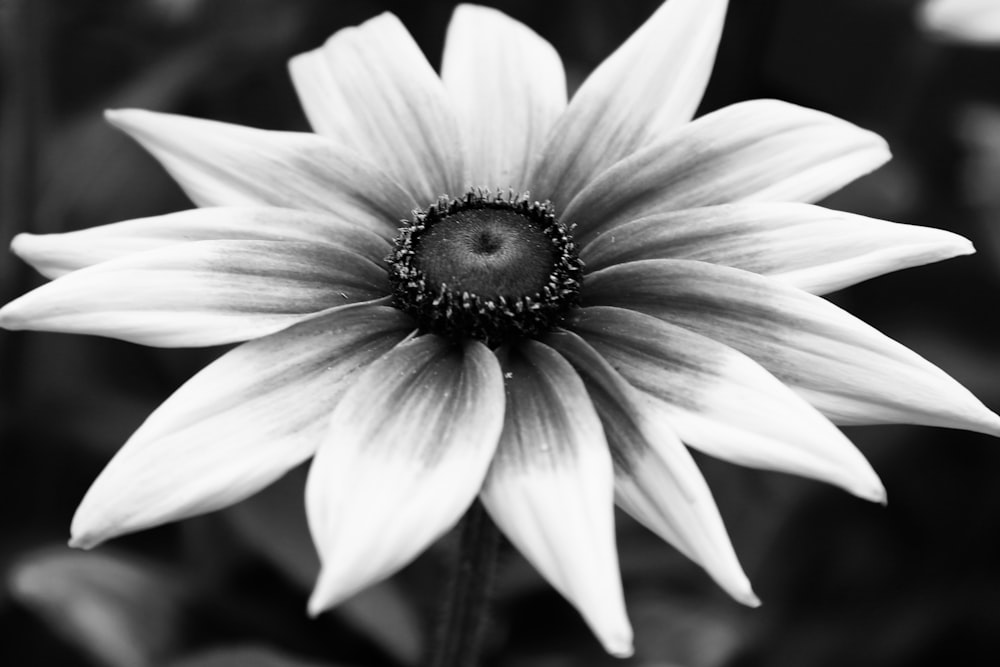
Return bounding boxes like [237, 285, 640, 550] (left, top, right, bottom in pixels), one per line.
[428, 500, 501, 667]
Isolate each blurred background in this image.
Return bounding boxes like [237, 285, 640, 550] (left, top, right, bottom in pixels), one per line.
[2, 0, 1000, 665]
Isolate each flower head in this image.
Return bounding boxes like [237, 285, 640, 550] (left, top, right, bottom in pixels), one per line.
[3, 0, 998, 657]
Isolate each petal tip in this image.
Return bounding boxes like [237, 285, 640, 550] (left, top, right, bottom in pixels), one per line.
[718, 567, 762, 607]
[67, 531, 99, 551]
[857, 477, 888, 505]
[450, 2, 515, 28]
[104, 108, 159, 135]
[722, 569, 761, 607]
[307, 569, 350, 618]
[874, 132, 892, 156]
[956, 236, 976, 256]
[9, 232, 31, 256]
[286, 50, 312, 78]
[70, 503, 121, 550]
[975, 410, 1000, 439]
[104, 108, 132, 126]
[604, 634, 635, 659]
[835, 453, 886, 504]
[307, 576, 339, 618]
[0, 300, 26, 331]
[938, 401, 1000, 439]
[306, 593, 326, 619]
[590, 613, 634, 659]
[926, 231, 976, 262]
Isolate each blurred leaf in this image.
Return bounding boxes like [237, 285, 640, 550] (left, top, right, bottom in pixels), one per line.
[168, 644, 343, 667]
[147, 0, 206, 23]
[39, 44, 223, 233]
[958, 101, 1000, 285]
[15, 334, 159, 456]
[7, 546, 186, 667]
[226, 466, 318, 589]
[629, 593, 746, 667]
[333, 584, 425, 667]
[958, 103, 1000, 212]
[227, 467, 425, 665]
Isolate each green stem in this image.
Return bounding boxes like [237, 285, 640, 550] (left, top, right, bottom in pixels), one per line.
[428, 501, 501, 667]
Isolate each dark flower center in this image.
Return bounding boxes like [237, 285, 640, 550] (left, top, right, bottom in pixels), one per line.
[387, 190, 582, 346]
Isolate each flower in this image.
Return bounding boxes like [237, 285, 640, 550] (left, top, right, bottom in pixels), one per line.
[920, 0, 1000, 45]
[2, 0, 998, 657]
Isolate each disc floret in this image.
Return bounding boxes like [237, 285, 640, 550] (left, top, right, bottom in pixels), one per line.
[388, 189, 583, 346]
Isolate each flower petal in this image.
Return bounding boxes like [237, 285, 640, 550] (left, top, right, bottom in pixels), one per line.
[107, 109, 414, 232]
[920, 0, 1000, 45]
[0, 240, 388, 347]
[307, 335, 504, 612]
[584, 260, 1000, 434]
[12, 206, 392, 279]
[570, 306, 885, 502]
[580, 202, 974, 294]
[480, 341, 632, 658]
[528, 0, 728, 211]
[561, 100, 891, 244]
[544, 329, 758, 606]
[441, 5, 567, 190]
[70, 303, 413, 549]
[289, 12, 464, 202]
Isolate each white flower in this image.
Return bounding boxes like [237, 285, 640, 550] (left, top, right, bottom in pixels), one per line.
[2, 0, 997, 657]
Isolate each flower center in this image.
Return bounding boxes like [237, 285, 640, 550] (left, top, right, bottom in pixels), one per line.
[388, 190, 582, 346]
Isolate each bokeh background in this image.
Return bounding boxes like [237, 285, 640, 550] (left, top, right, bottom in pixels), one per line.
[2, 0, 1000, 665]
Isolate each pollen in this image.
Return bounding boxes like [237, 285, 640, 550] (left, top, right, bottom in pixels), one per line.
[387, 189, 583, 346]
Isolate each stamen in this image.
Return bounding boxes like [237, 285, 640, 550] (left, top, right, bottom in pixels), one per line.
[388, 189, 582, 346]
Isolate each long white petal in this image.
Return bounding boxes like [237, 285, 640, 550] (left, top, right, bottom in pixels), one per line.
[570, 306, 885, 502]
[70, 303, 414, 549]
[441, 5, 567, 190]
[307, 335, 504, 612]
[481, 341, 632, 658]
[107, 109, 414, 230]
[0, 240, 388, 347]
[580, 202, 973, 294]
[289, 13, 464, 203]
[528, 0, 728, 211]
[12, 206, 392, 279]
[584, 260, 1000, 434]
[562, 100, 891, 244]
[544, 329, 758, 606]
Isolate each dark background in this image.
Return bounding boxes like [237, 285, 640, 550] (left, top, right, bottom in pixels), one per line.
[2, 0, 1000, 665]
